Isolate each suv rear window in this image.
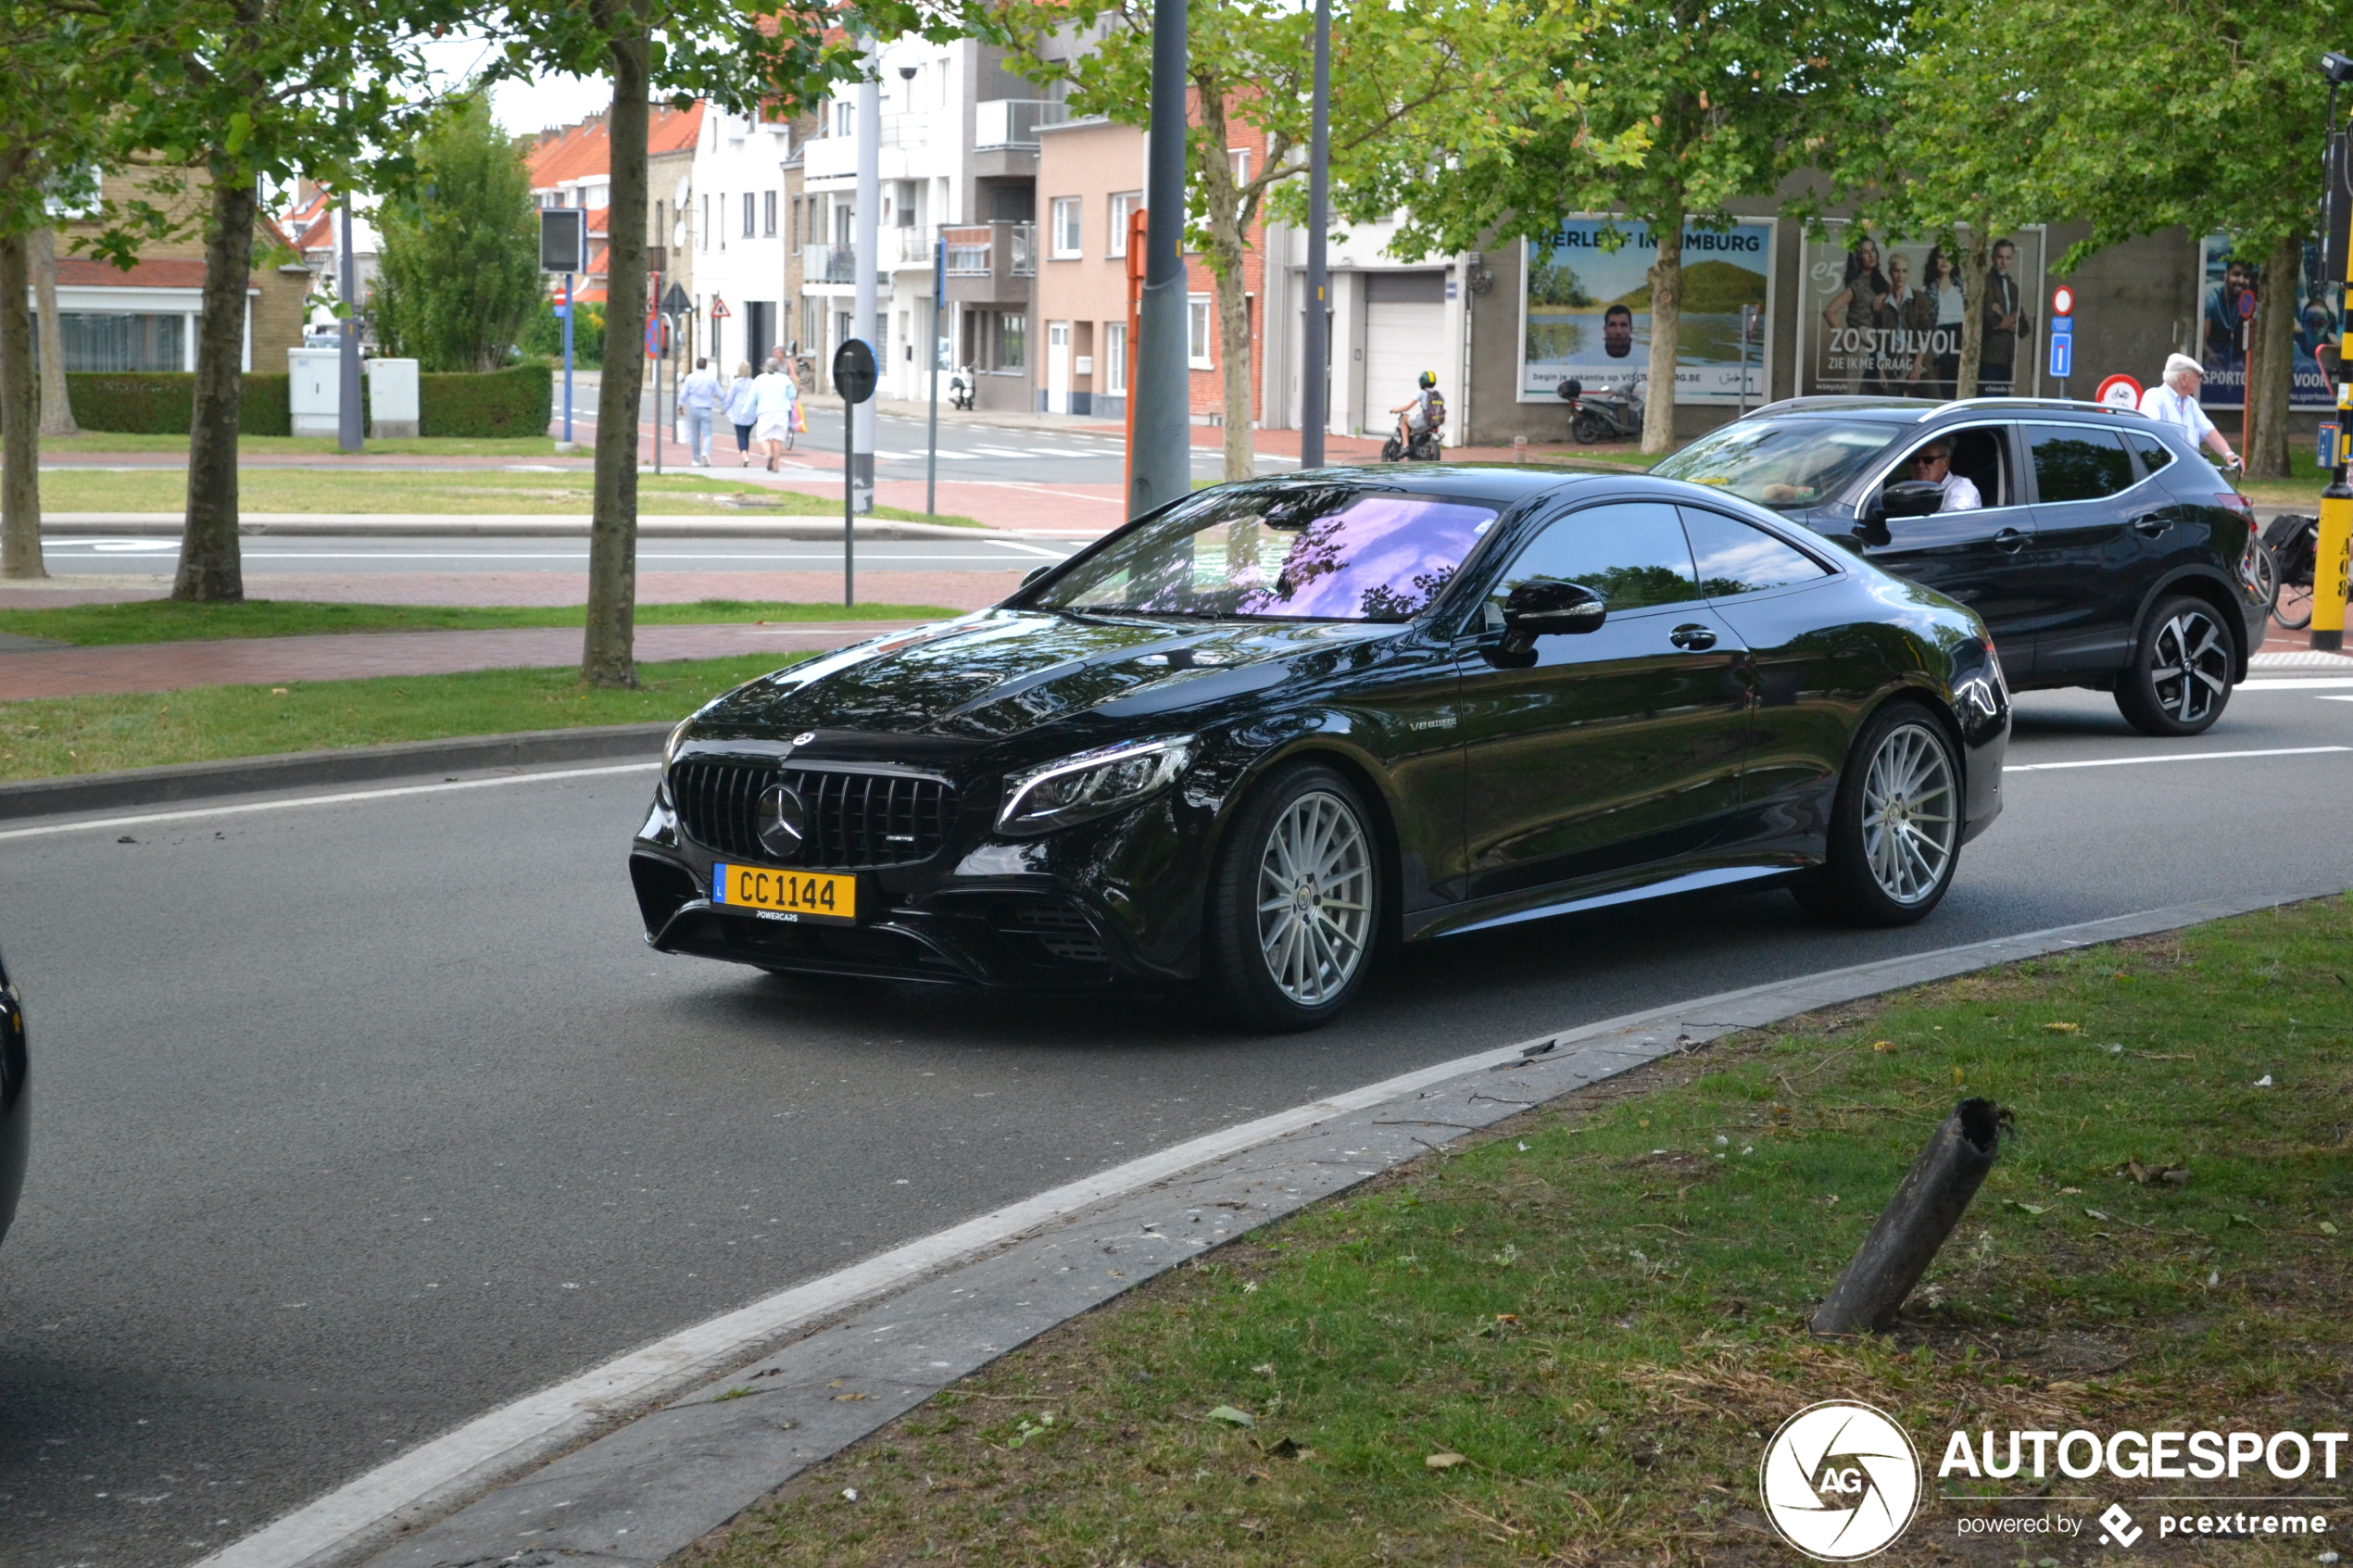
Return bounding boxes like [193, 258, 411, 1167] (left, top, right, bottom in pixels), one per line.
[1651, 419, 1899, 509]
[2122, 429, 2175, 478]
[2028, 424, 2133, 503]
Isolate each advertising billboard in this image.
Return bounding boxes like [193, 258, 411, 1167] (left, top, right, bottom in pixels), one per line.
[1798, 223, 2045, 399]
[2196, 234, 2341, 409]
[1517, 217, 1774, 404]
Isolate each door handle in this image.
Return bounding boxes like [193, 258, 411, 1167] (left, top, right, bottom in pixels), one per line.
[1668, 623, 1718, 651]
[1993, 527, 2029, 553]
[2131, 513, 2169, 535]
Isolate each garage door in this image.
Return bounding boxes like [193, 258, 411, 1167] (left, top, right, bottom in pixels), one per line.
[1362, 270, 1449, 433]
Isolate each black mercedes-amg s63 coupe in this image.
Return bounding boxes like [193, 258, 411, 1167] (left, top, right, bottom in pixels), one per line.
[631, 468, 2008, 1029]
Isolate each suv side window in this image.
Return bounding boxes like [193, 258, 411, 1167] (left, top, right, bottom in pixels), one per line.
[2028, 423, 2133, 503]
[1880, 423, 2015, 510]
[1679, 507, 1831, 596]
[2122, 429, 2175, 481]
[1486, 501, 1699, 618]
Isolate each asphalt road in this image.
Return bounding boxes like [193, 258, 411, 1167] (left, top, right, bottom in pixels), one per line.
[35, 533, 1084, 580]
[4, 683, 2351, 1568]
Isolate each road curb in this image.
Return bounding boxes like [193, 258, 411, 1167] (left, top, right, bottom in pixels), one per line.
[187, 884, 2348, 1568]
[39, 514, 997, 541]
[0, 724, 670, 822]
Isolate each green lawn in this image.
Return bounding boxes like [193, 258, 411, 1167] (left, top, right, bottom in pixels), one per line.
[0, 652, 811, 783]
[0, 598, 950, 648]
[699, 897, 2353, 1568]
[27, 467, 978, 524]
[37, 432, 566, 458]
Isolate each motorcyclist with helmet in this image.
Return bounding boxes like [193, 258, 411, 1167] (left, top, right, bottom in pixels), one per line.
[1387, 370, 1445, 459]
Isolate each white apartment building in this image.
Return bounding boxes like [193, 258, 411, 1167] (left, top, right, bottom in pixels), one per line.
[687, 106, 796, 374]
[1261, 214, 1476, 445]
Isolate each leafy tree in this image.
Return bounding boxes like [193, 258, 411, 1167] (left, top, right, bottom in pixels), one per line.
[522, 299, 607, 369]
[1361, 0, 1908, 453]
[372, 91, 544, 372]
[94, 0, 464, 600]
[475, 0, 870, 687]
[993, 0, 1611, 480]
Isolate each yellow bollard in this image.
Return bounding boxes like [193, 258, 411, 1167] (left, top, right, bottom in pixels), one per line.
[2323, 381, 2353, 651]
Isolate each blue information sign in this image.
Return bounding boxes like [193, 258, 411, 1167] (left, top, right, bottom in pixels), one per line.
[2048, 335, 2073, 379]
[2050, 313, 2073, 339]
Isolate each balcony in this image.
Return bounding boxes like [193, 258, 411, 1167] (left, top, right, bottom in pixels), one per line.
[803, 245, 857, 285]
[1009, 223, 1036, 276]
[975, 99, 1069, 150]
[943, 227, 991, 276]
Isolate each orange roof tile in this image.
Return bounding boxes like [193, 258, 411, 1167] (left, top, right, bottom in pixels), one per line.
[649, 101, 705, 155]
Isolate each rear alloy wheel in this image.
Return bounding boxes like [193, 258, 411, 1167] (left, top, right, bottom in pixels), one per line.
[1204, 764, 1380, 1031]
[2115, 595, 2233, 736]
[1793, 703, 1961, 927]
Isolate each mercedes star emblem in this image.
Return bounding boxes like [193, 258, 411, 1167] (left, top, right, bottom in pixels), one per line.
[755, 784, 808, 858]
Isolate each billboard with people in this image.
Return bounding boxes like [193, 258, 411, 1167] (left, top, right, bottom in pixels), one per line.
[1517, 217, 1774, 404]
[2195, 234, 2341, 409]
[1799, 224, 2045, 399]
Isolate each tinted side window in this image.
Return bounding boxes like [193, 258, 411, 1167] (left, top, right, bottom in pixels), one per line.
[1679, 508, 1831, 596]
[2028, 424, 2133, 503]
[1491, 501, 1698, 614]
[2123, 429, 2175, 479]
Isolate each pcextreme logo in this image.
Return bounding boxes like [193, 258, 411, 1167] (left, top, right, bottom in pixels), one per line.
[1759, 1399, 1924, 1561]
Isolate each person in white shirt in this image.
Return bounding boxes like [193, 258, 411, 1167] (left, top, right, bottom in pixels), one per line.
[678, 358, 721, 466]
[2138, 353, 2241, 470]
[1907, 437, 1981, 510]
[724, 360, 758, 467]
[750, 354, 799, 472]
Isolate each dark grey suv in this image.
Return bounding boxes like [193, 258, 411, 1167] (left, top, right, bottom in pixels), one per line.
[1655, 397, 2267, 734]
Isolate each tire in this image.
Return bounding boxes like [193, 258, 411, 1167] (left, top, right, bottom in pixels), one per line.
[2243, 539, 2279, 619]
[1202, 763, 1382, 1032]
[1379, 435, 1404, 461]
[1792, 702, 1963, 927]
[2114, 594, 2234, 736]
[1571, 411, 1606, 445]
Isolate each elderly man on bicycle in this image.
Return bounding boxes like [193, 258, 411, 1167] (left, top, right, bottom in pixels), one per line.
[2139, 353, 2243, 472]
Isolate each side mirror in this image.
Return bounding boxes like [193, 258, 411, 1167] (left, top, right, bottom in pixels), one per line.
[1878, 478, 1946, 520]
[1020, 564, 1052, 589]
[1499, 578, 1605, 653]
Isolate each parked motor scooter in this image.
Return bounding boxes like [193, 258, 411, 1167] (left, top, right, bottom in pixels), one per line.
[948, 366, 976, 412]
[1557, 375, 1645, 444]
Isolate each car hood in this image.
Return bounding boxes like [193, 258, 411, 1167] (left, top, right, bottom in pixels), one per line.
[694, 608, 1394, 744]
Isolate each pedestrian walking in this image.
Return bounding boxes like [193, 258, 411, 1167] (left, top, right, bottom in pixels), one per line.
[724, 360, 758, 467]
[2139, 353, 2242, 470]
[750, 354, 799, 472]
[679, 357, 721, 466]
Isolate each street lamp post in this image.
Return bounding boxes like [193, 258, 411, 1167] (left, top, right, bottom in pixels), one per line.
[1130, 0, 1189, 521]
[1299, 0, 1331, 470]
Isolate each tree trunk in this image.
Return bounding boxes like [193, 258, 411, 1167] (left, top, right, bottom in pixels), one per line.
[582, 17, 648, 687]
[32, 226, 77, 437]
[1639, 204, 1681, 455]
[1212, 231, 1252, 481]
[0, 228, 46, 580]
[1955, 224, 1990, 401]
[2244, 232, 2297, 481]
[176, 173, 258, 602]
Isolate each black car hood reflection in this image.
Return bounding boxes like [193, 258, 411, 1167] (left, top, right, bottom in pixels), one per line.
[698, 609, 1392, 740]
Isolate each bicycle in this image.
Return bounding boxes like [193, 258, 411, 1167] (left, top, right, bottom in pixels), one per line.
[2265, 513, 2320, 632]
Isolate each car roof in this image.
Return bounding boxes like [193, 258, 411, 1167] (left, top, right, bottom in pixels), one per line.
[1281, 464, 1604, 503]
[1740, 395, 2162, 427]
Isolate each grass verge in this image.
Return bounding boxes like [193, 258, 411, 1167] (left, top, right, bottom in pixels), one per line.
[694, 897, 2353, 1568]
[0, 653, 807, 782]
[29, 467, 978, 523]
[34, 433, 565, 458]
[0, 598, 951, 648]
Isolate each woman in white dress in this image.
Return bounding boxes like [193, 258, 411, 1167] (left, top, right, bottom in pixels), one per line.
[724, 360, 759, 466]
[750, 356, 799, 472]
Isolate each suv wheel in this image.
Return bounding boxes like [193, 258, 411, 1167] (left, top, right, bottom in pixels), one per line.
[1203, 763, 1381, 1031]
[1793, 702, 1962, 927]
[2115, 595, 2233, 736]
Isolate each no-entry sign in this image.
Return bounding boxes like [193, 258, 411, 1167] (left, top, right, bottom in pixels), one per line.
[2095, 373, 2143, 409]
[2050, 284, 2075, 318]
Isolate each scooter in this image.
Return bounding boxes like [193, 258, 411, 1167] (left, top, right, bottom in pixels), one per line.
[948, 366, 976, 412]
[1557, 375, 1646, 445]
[1380, 422, 1443, 462]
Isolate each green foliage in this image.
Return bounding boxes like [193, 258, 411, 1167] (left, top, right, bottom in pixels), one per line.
[62, 372, 295, 436]
[522, 301, 606, 369]
[417, 364, 551, 439]
[371, 93, 544, 373]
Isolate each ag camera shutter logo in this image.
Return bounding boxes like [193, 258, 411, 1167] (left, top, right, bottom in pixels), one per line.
[1759, 1399, 1923, 1560]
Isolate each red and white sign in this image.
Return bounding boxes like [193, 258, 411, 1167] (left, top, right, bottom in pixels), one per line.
[2051, 284, 2075, 317]
[2095, 373, 2142, 409]
[709, 295, 732, 320]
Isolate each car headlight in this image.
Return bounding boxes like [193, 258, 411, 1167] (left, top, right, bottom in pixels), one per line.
[997, 735, 1197, 836]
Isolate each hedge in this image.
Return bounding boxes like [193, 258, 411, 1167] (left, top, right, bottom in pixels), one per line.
[57, 363, 549, 440]
[420, 363, 550, 438]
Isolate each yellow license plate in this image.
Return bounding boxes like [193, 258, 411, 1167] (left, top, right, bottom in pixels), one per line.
[711, 863, 856, 924]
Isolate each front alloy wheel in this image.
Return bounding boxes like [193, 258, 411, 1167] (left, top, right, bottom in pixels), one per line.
[1793, 703, 1962, 927]
[1205, 763, 1382, 1031]
[2116, 595, 2233, 736]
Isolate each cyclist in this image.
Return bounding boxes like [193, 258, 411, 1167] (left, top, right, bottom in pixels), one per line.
[2138, 353, 2242, 471]
[1390, 371, 1444, 453]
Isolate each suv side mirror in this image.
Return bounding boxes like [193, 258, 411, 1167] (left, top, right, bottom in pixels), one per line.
[1876, 478, 1946, 520]
[1499, 578, 1605, 653]
[1020, 564, 1052, 588]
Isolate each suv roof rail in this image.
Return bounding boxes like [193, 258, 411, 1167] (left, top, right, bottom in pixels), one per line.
[1921, 395, 2151, 420]
[1738, 395, 1940, 419]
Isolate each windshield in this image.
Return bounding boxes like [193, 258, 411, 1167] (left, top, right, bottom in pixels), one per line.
[1033, 485, 1499, 621]
[1652, 419, 1901, 508]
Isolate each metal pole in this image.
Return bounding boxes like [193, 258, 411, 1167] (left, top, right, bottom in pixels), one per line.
[561, 272, 574, 444]
[1737, 303, 1754, 417]
[1299, 0, 1331, 470]
[653, 314, 664, 477]
[927, 233, 943, 516]
[852, 48, 880, 515]
[1131, 0, 1190, 521]
[845, 388, 857, 607]
[337, 188, 363, 453]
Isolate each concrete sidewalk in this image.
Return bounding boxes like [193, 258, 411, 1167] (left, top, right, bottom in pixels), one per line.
[0, 621, 920, 701]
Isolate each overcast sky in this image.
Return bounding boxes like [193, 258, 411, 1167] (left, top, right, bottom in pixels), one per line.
[417, 34, 614, 136]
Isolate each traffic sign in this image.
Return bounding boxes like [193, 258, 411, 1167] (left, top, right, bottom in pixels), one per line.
[2237, 289, 2257, 321]
[834, 338, 878, 405]
[2095, 373, 2142, 409]
[645, 313, 668, 358]
[661, 282, 691, 317]
[710, 295, 732, 320]
[2048, 335, 2073, 379]
[2050, 313, 2073, 338]
[2050, 284, 2074, 317]
[538, 208, 587, 273]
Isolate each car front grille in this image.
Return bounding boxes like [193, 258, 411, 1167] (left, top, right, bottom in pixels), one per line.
[670, 761, 957, 869]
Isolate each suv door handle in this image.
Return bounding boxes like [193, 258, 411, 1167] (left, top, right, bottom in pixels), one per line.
[1668, 623, 1718, 651]
[2131, 513, 2169, 535]
[1993, 527, 2029, 553]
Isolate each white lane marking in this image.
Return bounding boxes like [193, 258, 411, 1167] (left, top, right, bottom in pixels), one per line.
[2322, 695, 2353, 702]
[2006, 746, 2351, 773]
[46, 551, 1056, 564]
[0, 763, 657, 844]
[967, 483, 1126, 504]
[2236, 676, 2353, 690]
[979, 538, 1076, 559]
